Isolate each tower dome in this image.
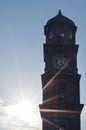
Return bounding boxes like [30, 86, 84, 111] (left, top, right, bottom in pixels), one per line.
[47, 10, 75, 26]
[44, 10, 77, 45]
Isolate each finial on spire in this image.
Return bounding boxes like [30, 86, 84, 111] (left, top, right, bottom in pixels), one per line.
[58, 10, 62, 16]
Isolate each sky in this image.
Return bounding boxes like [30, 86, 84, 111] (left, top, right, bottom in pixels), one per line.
[0, 0, 86, 130]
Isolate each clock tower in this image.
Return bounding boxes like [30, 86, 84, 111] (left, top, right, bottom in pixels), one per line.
[39, 10, 84, 130]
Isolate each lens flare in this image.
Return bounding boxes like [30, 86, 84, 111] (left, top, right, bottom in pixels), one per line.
[6, 98, 36, 124]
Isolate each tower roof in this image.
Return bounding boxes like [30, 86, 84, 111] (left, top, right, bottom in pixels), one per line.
[47, 10, 75, 26]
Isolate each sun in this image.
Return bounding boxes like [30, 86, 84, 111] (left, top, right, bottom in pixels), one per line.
[6, 98, 36, 124]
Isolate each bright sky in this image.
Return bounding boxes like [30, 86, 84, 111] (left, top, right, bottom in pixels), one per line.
[0, 0, 86, 130]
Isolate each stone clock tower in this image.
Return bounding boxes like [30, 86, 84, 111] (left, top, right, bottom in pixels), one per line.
[39, 10, 84, 130]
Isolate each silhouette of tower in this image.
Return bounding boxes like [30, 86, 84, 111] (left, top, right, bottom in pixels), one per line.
[39, 10, 84, 130]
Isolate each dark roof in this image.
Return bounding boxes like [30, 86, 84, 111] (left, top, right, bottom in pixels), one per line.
[47, 10, 75, 26]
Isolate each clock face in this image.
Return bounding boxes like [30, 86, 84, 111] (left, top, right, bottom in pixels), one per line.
[52, 56, 67, 69]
